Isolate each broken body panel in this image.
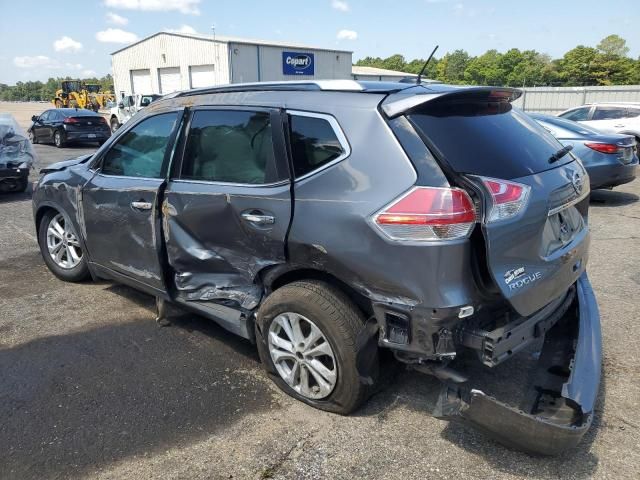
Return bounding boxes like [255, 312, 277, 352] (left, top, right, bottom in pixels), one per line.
[32, 82, 602, 455]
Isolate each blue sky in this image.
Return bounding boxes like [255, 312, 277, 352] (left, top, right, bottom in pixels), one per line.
[1, 0, 638, 85]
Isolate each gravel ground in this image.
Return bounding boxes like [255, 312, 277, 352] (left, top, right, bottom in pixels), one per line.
[1, 102, 639, 479]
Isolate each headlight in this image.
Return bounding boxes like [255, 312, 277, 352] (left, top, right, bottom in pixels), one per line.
[18, 162, 29, 169]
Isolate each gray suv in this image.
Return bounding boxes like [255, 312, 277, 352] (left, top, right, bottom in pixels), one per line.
[32, 80, 601, 455]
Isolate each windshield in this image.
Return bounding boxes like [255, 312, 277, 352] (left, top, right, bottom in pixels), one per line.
[407, 102, 573, 179]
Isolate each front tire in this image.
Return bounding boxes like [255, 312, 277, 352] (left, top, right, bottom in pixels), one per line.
[38, 210, 89, 282]
[256, 280, 377, 414]
[29, 129, 38, 144]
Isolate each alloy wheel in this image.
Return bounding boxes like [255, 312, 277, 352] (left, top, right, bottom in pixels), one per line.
[268, 312, 338, 400]
[46, 213, 82, 269]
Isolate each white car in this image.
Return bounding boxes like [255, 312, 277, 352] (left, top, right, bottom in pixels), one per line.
[109, 94, 162, 133]
[558, 103, 640, 154]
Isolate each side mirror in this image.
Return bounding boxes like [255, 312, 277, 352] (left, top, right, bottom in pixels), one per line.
[31, 115, 39, 122]
[140, 99, 150, 107]
[118, 102, 124, 109]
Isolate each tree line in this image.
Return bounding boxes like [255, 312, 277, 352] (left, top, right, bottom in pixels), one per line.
[0, 75, 114, 102]
[356, 35, 640, 87]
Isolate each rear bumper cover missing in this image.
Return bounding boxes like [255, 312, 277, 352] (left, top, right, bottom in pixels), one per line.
[434, 272, 601, 455]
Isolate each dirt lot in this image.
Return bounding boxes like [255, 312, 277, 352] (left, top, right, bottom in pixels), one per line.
[1, 102, 639, 480]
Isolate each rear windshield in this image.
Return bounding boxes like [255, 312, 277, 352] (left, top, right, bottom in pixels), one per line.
[407, 102, 572, 179]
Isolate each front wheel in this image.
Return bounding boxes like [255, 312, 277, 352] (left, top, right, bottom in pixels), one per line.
[28, 129, 38, 144]
[38, 210, 90, 282]
[255, 280, 378, 414]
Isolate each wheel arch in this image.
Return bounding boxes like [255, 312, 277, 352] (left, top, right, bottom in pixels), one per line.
[260, 265, 374, 318]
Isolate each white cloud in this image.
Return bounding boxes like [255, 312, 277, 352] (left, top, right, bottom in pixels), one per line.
[13, 55, 59, 69]
[331, 0, 349, 11]
[65, 63, 84, 70]
[167, 24, 197, 34]
[104, 0, 200, 15]
[53, 36, 83, 53]
[106, 12, 129, 25]
[82, 69, 97, 77]
[96, 28, 139, 44]
[454, 3, 477, 17]
[336, 29, 358, 40]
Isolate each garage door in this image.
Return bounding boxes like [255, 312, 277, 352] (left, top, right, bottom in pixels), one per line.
[189, 65, 216, 89]
[131, 69, 152, 94]
[158, 67, 181, 94]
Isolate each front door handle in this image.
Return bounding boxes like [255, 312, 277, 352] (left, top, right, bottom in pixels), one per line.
[614, 124, 625, 128]
[131, 200, 152, 211]
[241, 211, 275, 225]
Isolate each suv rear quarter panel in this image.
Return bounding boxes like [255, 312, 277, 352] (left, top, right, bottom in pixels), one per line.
[285, 94, 481, 312]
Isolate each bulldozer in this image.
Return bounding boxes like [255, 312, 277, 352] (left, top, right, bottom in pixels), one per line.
[52, 81, 115, 112]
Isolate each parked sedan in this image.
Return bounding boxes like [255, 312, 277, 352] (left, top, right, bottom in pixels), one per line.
[558, 103, 640, 155]
[531, 113, 638, 190]
[28, 108, 111, 148]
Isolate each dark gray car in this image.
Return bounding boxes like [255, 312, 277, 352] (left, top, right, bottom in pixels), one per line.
[531, 113, 638, 189]
[32, 81, 601, 455]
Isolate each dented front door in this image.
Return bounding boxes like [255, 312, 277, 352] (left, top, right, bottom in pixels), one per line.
[82, 111, 182, 294]
[163, 107, 291, 310]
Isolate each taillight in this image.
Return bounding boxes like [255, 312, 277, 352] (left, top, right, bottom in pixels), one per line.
[584, 142, 619, 154]
[479, 177, 530, 223]
[373, 186, 476, 241]
[63, 117, 79, 124]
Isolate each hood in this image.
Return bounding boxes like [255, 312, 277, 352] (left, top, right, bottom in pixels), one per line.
[40, 154, 93, 174]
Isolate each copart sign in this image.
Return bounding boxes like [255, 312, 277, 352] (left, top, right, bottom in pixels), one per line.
[283, 52, 315, 75]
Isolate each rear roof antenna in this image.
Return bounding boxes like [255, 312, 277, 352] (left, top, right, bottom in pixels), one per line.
[417, 45, 439, 85]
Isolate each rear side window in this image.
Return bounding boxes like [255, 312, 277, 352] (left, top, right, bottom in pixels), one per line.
[408, 103, 570, 179]
[288, 113, 346, 178]
[181, 110, 277, 184]
[626, 107, 640, 118]
[593, 107, 627, 120]
[560, 107, 590, 121]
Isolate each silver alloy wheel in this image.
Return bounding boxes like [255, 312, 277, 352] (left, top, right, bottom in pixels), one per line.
[54, 131, 61, 147]
[46, 213, 82, 269]
[268, 312, 338, 400]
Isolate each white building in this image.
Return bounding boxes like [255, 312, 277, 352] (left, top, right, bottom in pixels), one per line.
[351, 66, 417, 82]
[111, 31, 353, 97]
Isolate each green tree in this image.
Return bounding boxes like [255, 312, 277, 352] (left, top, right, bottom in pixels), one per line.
[558, 46, 599, 85]
[438, 49, 471, 83]
[464, 49, 504, 85]
[597, 34, 629, 57]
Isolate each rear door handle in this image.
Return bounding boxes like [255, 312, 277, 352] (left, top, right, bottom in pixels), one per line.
[241, 211, 275, 225]
[131, 200, 152, 211]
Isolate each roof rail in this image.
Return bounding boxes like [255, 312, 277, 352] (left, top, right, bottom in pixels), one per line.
[176, 80, 365, 97]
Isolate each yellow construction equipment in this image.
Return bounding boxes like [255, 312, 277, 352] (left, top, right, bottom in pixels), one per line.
[52, 81, 115, 112]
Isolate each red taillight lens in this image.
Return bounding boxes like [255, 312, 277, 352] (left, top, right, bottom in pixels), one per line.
[479, 177, 530, 223]
[373, 187, 475, 241]
[584, 142, 619, 154]
[63, 117, 79, 124]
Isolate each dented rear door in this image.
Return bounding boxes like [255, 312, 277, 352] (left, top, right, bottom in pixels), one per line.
[163, 107, 291, 310]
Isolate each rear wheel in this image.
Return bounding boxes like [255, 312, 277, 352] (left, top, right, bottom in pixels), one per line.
[256, 280, 377, 414]
[110, 117, 120, 133]
[53, 130, 65, 148]
[38, 210, 89, 282]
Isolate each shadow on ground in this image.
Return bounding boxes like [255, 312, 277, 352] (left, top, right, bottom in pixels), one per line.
[0, 306, 274, 480]
[590, 189, 639, 207]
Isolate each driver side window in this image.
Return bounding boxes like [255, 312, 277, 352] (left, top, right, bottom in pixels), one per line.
[101, 112, 179, 178]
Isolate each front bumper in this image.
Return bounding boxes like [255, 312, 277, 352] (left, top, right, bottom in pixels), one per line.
[0, 166, 29, 180]
[434, 272, 601, 455]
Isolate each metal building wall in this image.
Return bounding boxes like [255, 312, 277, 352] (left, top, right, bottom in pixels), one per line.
[112, 33, 230, 96]
[229, 43, 352, 83]
[512, 85, 640, 114]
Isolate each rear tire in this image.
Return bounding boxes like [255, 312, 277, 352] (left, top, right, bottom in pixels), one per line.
[110, 117, 120, 133]
[38, 210, 90, 282]
[54, 130, 65, 148]
[255, 280, 378, 414]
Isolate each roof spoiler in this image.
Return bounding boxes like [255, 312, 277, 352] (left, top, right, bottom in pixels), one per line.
[381, 85, 523, 119]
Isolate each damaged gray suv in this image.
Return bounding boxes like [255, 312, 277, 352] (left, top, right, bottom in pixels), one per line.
[33, 80, 601, 455]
